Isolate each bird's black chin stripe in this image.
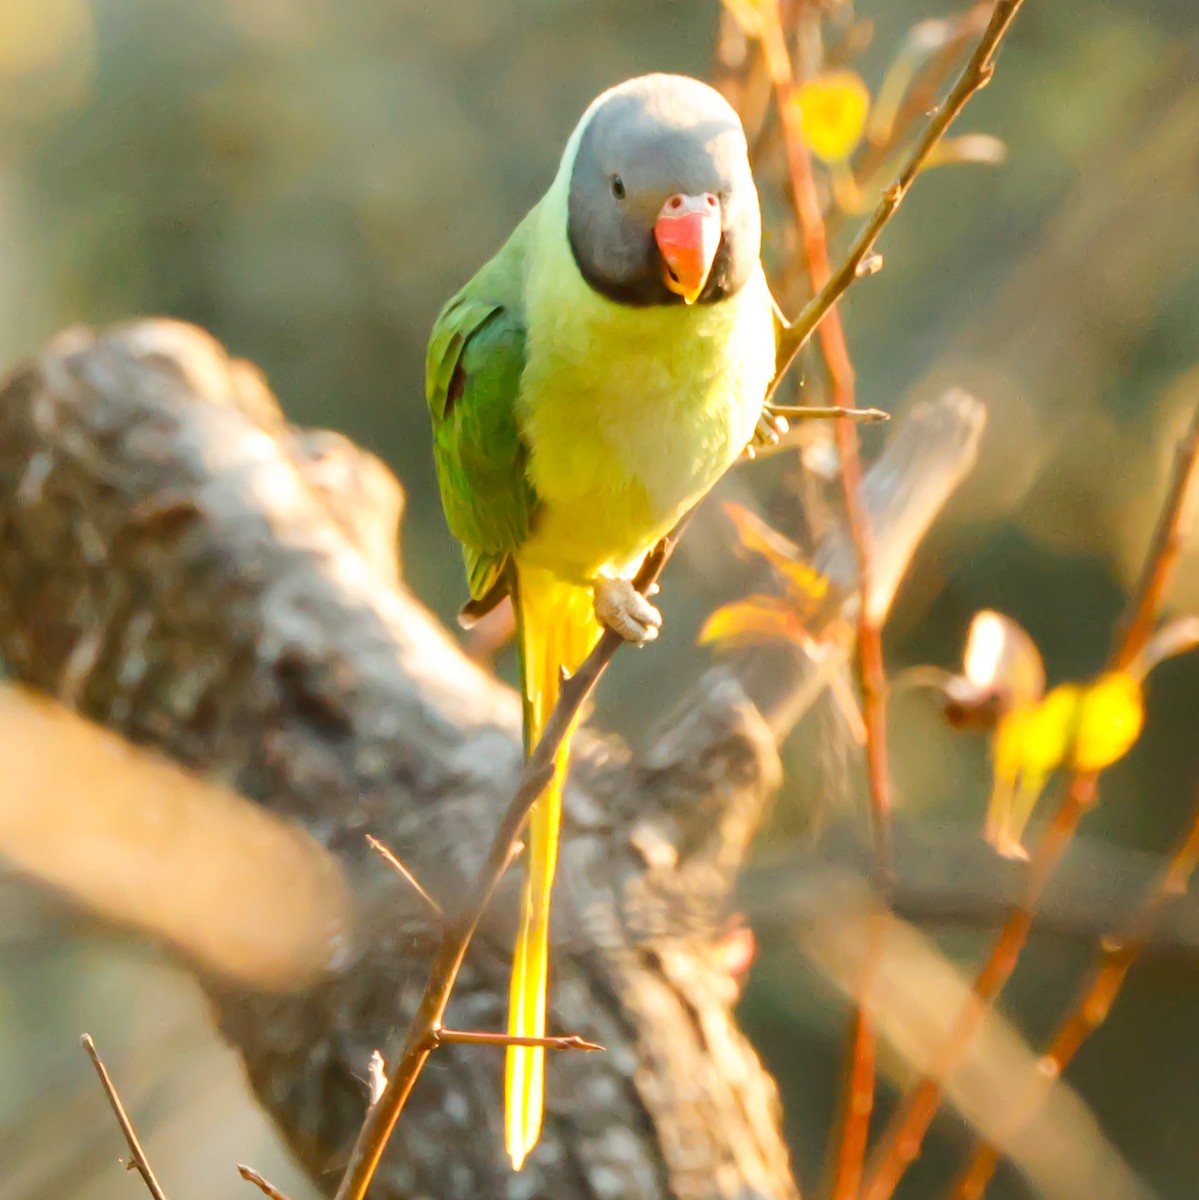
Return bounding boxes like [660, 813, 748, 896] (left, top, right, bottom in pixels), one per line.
[567, 230, 744, 309]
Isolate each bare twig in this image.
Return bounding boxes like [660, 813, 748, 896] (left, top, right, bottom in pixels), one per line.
[432, 1028, 603, 1052]
[767, 404, 890, 422]
[944, 791, 1199, 1200]
[238, 1164, 296, 1200]
[1112, 401, 1199, 670]
[770, 0, 1027, 393]
[826, 1003, 878, 1200]
[861, 396, 1199, 1200]
[81, 1033, 170, 1200]
[331, 534, 681, 1200]
[366, 833, 444, 916]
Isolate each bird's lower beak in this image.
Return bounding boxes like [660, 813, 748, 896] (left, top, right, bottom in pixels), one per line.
[654, 194, 722, 305]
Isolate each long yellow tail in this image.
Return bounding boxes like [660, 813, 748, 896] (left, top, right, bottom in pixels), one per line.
[506, 562, 601, 1169]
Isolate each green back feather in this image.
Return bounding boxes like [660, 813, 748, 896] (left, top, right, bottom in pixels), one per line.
[425, 227, 539, 600]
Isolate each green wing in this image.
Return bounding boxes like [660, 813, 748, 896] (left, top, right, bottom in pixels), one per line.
[426, 283, 536, 602]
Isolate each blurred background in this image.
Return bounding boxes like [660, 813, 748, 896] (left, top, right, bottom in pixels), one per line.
[1, 0, 1198, 1197]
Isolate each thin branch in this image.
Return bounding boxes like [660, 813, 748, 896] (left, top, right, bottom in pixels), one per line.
[331, 533, 681, 1200]
[944, 791, 1199, 1200]
[825, 1002, 878, 1200]
[431, 1028, 603, 1052]
[861, 396, 1199, 1200]
[81, 1033, 170, 1200]
[366, 833, 444, 916]
[860, 772, 1096, 1200]
[743, 819, 1199, 964]
[238, 1165, 296, 1200]
[1112, 400, 1199, 670]
[769, 0, 1027, 394]
[767, 404, 890, 422]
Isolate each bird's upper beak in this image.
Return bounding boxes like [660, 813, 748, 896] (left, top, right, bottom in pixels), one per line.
[654, 193, 722, 305]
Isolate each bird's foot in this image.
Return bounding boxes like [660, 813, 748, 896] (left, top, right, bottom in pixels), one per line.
[593, 578, 662, 645]
[745, 409, 790, 459]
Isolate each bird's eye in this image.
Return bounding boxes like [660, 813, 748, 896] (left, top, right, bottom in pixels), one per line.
[611, 176, 626, 200]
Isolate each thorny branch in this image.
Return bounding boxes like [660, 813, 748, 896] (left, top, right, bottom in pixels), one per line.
[300, 7, 1030, 1199]
[861, 394, 1199, 1200]
[82, 1033, 170, 1200]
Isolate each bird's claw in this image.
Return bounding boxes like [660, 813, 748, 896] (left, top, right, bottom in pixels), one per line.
[593, 578, 662, 645]
[747, 409, 790, 457]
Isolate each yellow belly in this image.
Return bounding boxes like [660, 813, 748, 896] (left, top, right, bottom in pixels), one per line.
[517, 266, 775, 583]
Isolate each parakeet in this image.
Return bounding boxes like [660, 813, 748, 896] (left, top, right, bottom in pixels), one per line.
[425, 73, 779, 1168]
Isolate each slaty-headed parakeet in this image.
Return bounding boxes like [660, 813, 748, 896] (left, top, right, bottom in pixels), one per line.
[426, 73, 779, 1168]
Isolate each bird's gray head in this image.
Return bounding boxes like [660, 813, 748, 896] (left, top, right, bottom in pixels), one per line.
[566, 74, 761, 308]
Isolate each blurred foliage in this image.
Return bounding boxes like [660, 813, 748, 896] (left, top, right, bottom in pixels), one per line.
[1, 1, 1199, 1198]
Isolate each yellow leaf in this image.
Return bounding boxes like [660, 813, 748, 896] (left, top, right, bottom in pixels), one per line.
[984, 672, 1145, 859]
[722, 503, 829, 607]
[795, 71, 871, 163]
[985, 685, 1080, 860]
[1069, 672, 1143, 772]
[700, 596, 804, 649]
[1022, 684, 1082, 774]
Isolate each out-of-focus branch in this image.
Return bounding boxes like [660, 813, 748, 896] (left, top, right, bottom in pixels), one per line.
[1113, 401, 1199, 670]
[770, 0, 1027, 389]
[945, 792, 1199, 1198]
[738, 389, 987, 737]
[862, 396, 1199, 1200]
[0, 683, 352, 990]
[752, 1, 899, 1185]
[850, 4, 995, 205]
[789, 876, 1151, 1200]
[760, 0, 892, 886]
[743, 821, 1199, 965]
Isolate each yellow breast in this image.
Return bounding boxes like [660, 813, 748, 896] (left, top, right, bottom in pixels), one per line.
[517, 212, 776, 582]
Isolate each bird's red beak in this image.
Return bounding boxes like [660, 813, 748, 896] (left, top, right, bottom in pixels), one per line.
[654, 193, 722, 305]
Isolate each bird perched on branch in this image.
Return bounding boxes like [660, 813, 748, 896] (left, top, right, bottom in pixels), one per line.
[426, 73, 778, 1168]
